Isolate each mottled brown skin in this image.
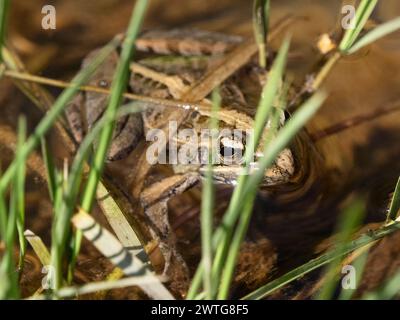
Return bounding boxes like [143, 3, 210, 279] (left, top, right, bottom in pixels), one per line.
[66, 50, 144, 161]
[66, 29, 295, 296]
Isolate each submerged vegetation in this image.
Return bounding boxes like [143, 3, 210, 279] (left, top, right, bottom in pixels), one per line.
[0, 0, 400, 300]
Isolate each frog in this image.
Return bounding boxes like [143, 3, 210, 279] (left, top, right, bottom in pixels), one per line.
[65, 28, 295, 295]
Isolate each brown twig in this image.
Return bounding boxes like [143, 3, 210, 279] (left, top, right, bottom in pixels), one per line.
[310, 99, 400, 141]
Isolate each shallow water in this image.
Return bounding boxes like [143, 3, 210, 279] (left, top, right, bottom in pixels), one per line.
[2, 0, 400, 298]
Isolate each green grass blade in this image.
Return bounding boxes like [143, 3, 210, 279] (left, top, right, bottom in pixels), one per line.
[363, 269, 400, 300]
[68, 0, 148, 285]
[213, 35, 290, 265]
[347, 0, 378, 48]
[338, 247, 370, 300]
[243, 91, 327, 197]
[50, 103, 143, 289]
[0, 0, 10, 63]
[0, 36, 121, 192]
[242, 221, 400, 300]
[31, 275, 166, 300]
[217, 104, 284, 300]
[25, 230, 51, 266]
[0, 189, 10, 299]
[317, 199, 365, 300]
[217, 199, 254, 299]
[15, 117, 27, 271]
[67, 230, 82, 284]
[201, 89, 220, 299]
[339, 0, 378, 53]
[217, 91, 325, 299]
[348, 17, 400, 54]
[253, 0, 270, 68]
[96, 180, 145, 256]
[189, 90, 326, 299]
[187, 38, 290, 298]
[81, 0, 148, 213]
[50, 173, 65, 289]
[72, 211, 174, 299]
[246, 36, 290, 170]
[40, 138, 57, 203]
[387, 177, 400, 222]
[0, 117, 27, 299]
[0, 176, 6, 239]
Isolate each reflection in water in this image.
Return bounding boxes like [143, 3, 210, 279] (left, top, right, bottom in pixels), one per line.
[370, 0, 400, 51]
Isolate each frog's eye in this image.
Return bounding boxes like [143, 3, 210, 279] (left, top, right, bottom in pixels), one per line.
[98, 79, 109, 88]
[219, 137, 245, 164]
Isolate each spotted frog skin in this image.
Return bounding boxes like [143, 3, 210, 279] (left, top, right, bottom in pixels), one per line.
[65, 28, 295, 295]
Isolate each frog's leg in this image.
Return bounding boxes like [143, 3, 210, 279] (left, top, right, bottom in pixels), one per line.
[107, 113, 144, 161]
[65, 92, 85, 144]
[140, 173, 199, 293]
[136, 29, 243, 56]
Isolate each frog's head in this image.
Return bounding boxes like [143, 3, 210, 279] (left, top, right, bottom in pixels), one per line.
[198, 134, 295, 186]
[172, 117, 295, 187]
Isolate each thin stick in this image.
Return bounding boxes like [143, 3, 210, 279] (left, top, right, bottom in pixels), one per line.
[3, 68, 212, 113]
[310, 99, 400, 141]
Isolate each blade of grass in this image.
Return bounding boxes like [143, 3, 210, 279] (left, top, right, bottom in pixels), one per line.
[69, 0, 148, 285]
[346, 0, 378, 48]
[67, 229, 82, 284]
[24, 230, 51, 266]
[338, 246, 370, 300]
[201, 89, 220, 299]
[50, 103, 143, 289]
[0, 117, 26, 299]
[2, 36, 145, 289]
[191, 91, 326, 300]
[217, 200, 255, 299]
[96, 181, 145, 256]
[339, 0, 378, 53]
[30, 274, 166, 300]
[212, 36, 290, 279]
[217, 91, 325, 299]
[217, 103, 285, 300]
[317, 199, 365, 300]
[223, 92, 327, 297]
[50, 172, 66, 289]
[347, 16, 400, 54]
[7, 117, 26, 297]
[0, 189, 10, 299]
[52, 103, 142, 285]
[363, 269, 400, 300]
[187, 37, 291, 298]
[72, 210, 173, 299]
[40, 138, 57, 203]
[81, 0, 148, 213]
[242, 221, 400, 300]
[0, 173, 6, 239]
[15, 117, 27, 272]
[253, 0, 270, 68]
[0, 35, 122, 192]
[241, 91, 327, 197]
[387, 177, 400, 222]
[0, 0, 10, 63]
[94, 267, 125, 299]
[2, 47, 57, 120]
